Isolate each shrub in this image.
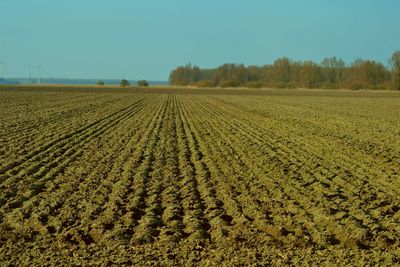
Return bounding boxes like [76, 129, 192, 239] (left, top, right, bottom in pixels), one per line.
[219, 80, 240, 88]
[245, 81, 263, 88]
[137, 80, 149, 87]
[195, 80, 215, 88]
[120, 79, 130, 87]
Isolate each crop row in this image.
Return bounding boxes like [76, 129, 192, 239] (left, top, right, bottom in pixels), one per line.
[1, 90, 399, 265]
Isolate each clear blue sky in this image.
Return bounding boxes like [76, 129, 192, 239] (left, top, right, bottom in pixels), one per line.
[1, 0, 399, 81]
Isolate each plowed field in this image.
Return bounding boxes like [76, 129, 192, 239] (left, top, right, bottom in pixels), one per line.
[0, 87, 399, 266]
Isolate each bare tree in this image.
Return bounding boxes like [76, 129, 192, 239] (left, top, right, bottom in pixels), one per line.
[390, 51, 400, 90]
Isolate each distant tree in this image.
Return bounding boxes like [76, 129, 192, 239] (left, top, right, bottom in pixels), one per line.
[120, 79, 129, 87]
[214, 63, 248, 86]
[271, 57, 291, 84]
[169, 63, 202, 85]
[168, 53, 396, 90]
[259, 65, 273, 85]
[97, 80, 104, 85]
[137, 80, 149, 87]
[362, 60, 388, 87]
[345, 59, 389, 89]
[245, 81, 263, 88]
[289, 61, 301, 85]
[321, 57, 345, 85]
[195, 80, 215, 88]
[247, 65, 263, 82]
[300, 61, 323, 88]
[390, 51, 400, 90]
[199, 69, 216, 82]
[219, 80, 240, 88]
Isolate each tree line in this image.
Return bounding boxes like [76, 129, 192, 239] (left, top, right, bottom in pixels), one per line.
[169, 51, 400, 90]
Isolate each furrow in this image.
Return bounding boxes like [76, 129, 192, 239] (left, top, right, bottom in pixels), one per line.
[0, 98, 147, 211]
[0, 97, 146, 179]
[176, 96, 233, 242]
[0, 97, 159, 238]
[196, 95, 398, 248]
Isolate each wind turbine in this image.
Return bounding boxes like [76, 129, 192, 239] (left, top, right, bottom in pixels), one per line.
[37, 65, 41, 85]
[27, 64, 31, 82]
[0, 61, 4, 80]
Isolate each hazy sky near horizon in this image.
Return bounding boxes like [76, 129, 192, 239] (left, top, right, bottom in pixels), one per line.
[1, 0, 399, 80]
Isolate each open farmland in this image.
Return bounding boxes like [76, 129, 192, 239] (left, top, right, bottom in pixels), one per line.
[0, 87, 399, 266]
